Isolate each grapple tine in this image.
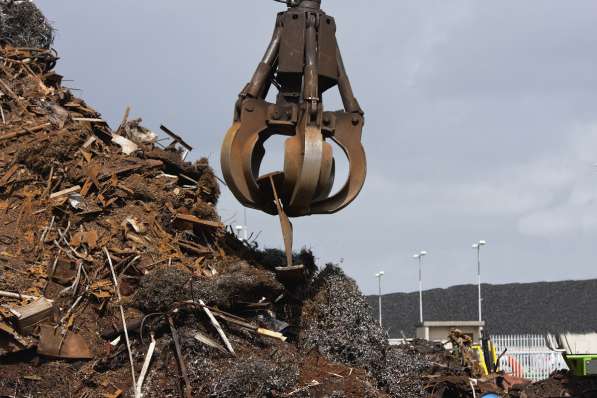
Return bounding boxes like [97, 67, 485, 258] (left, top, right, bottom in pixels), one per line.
[220, 121, 252, 205]
[312, 112, 366, 214]
[314, 141, 335, 201]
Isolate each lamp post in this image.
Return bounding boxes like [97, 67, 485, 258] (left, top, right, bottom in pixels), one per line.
[412, 251, 427, 324]
[375, 271, 385, 327]
[472, 241, 487, 323]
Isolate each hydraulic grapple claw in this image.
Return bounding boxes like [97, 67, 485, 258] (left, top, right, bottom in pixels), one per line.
[221, 0, 366, 219]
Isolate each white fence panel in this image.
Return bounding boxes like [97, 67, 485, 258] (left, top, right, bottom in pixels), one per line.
[492, 334, 568, 382]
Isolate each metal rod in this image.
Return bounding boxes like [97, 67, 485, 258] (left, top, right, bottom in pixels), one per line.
[104, 247, 137, 393]
[378, 275, 382, 327]
[419, 256, 423, 324]
[375, 271, 384, 328]
[477, 245, 482, 323]
[335, 41, 363, 114]
[243, 23, 282, 99]
[303, 14, 320, 110]
[269, 175, 294, 267]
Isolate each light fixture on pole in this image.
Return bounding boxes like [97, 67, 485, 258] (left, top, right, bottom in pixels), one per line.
[234, 225, 245, 240]
[412, 251, 427, 324]
[472, 240, 487, 323]
[375, 271, 385, 327]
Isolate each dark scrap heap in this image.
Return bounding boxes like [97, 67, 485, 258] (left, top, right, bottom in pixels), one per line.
[0, 0, 54, 48]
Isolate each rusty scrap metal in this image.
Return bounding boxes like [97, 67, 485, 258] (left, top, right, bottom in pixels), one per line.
[221, 0, 366, 219]
[37, 325, 93, 360]
[7, 297, 54, 334]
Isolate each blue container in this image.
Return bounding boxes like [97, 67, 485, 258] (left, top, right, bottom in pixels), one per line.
[481, 394, 500, 398]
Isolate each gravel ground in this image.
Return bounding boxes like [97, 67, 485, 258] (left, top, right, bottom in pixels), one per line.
[367, 279, 597, 337]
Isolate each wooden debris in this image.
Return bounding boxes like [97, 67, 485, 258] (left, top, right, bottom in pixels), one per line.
[49, 185, 81, 199]
[257, 327, 287, 341]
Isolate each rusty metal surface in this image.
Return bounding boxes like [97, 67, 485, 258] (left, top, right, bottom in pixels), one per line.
[38, 325, 93, 360]
[221, 0, 366, 219]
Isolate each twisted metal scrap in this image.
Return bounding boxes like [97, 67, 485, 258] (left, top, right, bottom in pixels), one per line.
[0, 1, 54, 48]
[221, 0, 366, 219]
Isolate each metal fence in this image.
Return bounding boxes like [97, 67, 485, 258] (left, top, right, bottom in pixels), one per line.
[492, 334, 568, 381]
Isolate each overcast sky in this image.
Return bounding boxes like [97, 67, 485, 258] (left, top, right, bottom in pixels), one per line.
[35, 0, 597, 295]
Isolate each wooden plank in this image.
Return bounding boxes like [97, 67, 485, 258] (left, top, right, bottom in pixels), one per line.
[49, 185, 81, 199]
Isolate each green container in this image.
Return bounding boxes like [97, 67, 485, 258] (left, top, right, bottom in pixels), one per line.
[564, 354, 597, 376]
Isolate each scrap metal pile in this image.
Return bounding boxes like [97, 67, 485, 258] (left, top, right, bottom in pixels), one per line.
[0, 22, 445, 398]
[0, 38, 519, 398]
[0, 2, 584, 398]
[0, 41, 358, 396]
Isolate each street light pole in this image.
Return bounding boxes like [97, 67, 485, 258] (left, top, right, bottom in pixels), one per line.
[375, 271, 385, 327]
[412, 251, 427, 324]
[243, 208, 248, 240]
[472, 241, 487, 323]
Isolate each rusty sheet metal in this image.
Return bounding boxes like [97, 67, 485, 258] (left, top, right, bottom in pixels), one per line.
[37, 325, 93, 360]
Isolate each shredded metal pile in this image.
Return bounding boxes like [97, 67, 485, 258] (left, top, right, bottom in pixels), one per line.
[300, 265, 431, 397]
[0, 0, 53, 48]
[300, 265, 388, 373]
